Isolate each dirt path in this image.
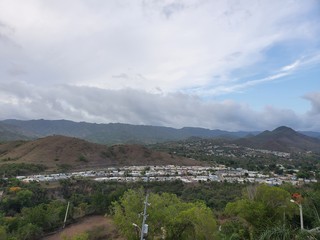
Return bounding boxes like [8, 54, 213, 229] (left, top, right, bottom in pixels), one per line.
[42, 215, 125, 240]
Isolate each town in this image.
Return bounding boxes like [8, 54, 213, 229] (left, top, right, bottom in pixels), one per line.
[13, 164, 317, 185]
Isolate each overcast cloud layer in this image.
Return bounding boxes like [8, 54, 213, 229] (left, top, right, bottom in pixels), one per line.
[0, 0, 320, 131]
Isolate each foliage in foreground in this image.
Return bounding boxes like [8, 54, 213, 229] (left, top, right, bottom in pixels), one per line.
[2, 178, 320, 239]
[223, 184, 295, 239]
[112, 188, 218, 240]
[223, 184, 320, 239]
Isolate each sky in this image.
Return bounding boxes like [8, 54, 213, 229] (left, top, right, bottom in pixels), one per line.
[0, 0, 319, 131]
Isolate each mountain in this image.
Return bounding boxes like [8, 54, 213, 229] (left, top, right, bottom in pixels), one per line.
[1, 119, 255, 144]
[235, 126, 320, 153]
[0, 122, 37, 141]
[0, 135, 204, 171]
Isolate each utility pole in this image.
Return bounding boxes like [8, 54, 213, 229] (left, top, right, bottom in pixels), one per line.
[63, 201, 70, 229]
[298, 203, 304, 230]
[140, 193, 150, 240]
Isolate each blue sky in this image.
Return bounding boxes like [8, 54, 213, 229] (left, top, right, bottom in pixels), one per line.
[0, 0, 319, 131]
[219, 47, 320, 113]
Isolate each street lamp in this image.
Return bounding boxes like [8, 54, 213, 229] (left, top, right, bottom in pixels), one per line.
[132, 223, 141, 237]
[290, 199, 304, 230]
[132, 222, 148, 240]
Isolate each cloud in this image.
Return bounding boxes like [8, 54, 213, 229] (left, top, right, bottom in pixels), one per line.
[112, 73, 129, 79]
[0, 82, 319, 131]
[0, 0, 318, 92]
[7, 63, 27, 76]
[161, 2, 186, 19]
[281, 60, 300, 71]
[198, 72, 290, 95]
[304, 92, 320, 115]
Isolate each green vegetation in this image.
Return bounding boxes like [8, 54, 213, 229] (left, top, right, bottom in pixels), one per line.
[112, 188, 217, 240]
[224, 185, 296, 237]
[56, 163, 73, 172]
[78, 154, 88, 162]
[221, 184, 320, 239]
[1, 177, 320, 239]
[0, 163, 46, 177]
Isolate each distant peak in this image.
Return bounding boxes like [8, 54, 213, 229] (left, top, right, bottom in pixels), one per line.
[273, 126, 295, 133]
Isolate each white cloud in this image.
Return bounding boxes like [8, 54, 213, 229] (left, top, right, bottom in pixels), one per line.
[0, 0, 318, 92]
[304, 92, 320, 115]
[281, 60, 300, 71]
[197, 72, 291, 96]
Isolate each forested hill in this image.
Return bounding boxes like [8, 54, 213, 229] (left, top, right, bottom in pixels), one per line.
[0, 119, 255, 144]
[0, 122, 37, 141]
[235, 126, 320, 153]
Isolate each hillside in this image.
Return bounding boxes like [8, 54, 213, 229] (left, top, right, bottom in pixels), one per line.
[0, 135, 203, 171]
[0, 122, 36, 141]
[235, 126, 320, 153]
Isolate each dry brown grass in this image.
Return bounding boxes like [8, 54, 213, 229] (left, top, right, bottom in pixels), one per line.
[0, 135, 205, 172]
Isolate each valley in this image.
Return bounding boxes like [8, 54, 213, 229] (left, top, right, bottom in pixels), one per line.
[1, 121, 320, 239]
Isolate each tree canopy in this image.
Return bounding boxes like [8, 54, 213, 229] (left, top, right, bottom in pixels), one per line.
[112, 188, 218, 240]
[224, 184, 298, 238]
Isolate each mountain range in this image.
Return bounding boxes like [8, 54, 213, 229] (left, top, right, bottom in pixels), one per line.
[1, 120, 320, 173]
[0, 119, 320, 153]
[0, 119, 259, 144]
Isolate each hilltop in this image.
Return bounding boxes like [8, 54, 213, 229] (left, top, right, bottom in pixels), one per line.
[0, 135, 203, 172]
[235, 126, 320, 153]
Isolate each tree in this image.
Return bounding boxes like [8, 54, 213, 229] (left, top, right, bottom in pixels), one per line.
[218, 217, 250, 240]
[225, 184, 296, 237]
[0, 190, 33, 215]
[112, 189, 218, 240]
[16, 189, 33, 208]
[0, 226, 7, 240]
[20, 200, 66, 232]
[17, 223, 42, 240]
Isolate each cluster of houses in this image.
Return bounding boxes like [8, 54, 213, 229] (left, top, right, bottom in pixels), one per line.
[171, 140, 292, 159]
[248, 148, 291, 158]
[11, 164, 317, 186]
[193, 142, 291, 158]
